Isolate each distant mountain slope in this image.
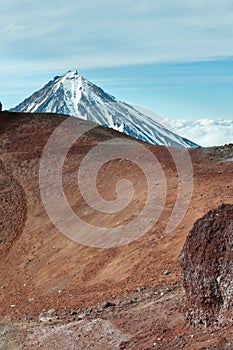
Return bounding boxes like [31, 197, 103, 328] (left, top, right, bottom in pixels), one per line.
[170, 119, 233, 147]
[11, 71, 198, 148]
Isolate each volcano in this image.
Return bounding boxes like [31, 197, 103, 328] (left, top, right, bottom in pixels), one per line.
[11, 70, 198, 148]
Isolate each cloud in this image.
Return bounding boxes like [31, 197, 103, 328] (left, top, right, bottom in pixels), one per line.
[170, 119, 233, 147]
[1, 0, 233, 112]
[1, 0, 233, 73]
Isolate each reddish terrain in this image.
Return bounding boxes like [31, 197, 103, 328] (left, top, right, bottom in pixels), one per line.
[0, 111, 232, 349]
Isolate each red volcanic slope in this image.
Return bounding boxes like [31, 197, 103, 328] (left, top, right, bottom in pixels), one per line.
[0, 111, 232, 349]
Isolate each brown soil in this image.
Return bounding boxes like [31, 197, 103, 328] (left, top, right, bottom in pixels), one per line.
[0, 111, 232, 349]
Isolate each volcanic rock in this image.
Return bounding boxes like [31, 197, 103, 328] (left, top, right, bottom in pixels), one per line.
[180, 204, 233, 327]
[0, 159, 27, 254]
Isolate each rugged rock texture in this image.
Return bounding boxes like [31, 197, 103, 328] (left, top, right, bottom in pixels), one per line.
[180, 204, 233, 327]
[0, 159, 27, 254]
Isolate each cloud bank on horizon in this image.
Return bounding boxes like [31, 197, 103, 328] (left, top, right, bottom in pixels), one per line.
[170, 119, 233, 147]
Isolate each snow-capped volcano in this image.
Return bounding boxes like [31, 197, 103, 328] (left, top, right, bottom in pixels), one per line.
[11, 70, 198, 147]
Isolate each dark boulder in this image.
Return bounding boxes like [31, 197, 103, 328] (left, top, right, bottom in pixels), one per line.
[180, 204, 233, 327]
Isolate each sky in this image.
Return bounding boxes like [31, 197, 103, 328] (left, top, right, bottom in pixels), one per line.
[1, 0, 233, 122]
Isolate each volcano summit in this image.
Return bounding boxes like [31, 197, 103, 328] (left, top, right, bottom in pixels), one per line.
[11, 70, 197, 148]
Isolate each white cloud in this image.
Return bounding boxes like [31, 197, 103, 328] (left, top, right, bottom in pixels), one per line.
[170, 119, 233, 147]
[1, 0, 233, 73]
[1, 0, 233, 113]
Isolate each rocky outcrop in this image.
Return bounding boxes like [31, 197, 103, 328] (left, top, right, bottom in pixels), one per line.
[0, 160, 27, 253]
[180, 204, 233, 327]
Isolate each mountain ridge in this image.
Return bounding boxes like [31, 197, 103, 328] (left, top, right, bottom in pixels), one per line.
[0, 110, 232, 349]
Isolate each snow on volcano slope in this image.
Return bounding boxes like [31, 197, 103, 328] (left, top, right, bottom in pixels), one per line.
[11, 71, 198, 148]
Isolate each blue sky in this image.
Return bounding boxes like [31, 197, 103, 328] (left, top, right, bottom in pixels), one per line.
[1, 0, 233, 120]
